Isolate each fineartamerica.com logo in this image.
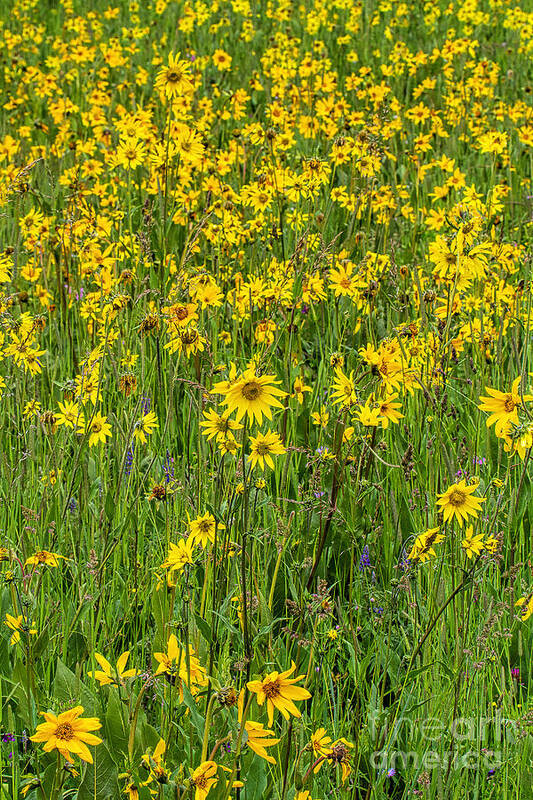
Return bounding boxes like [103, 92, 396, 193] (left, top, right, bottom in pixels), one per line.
[368, 714, 516, 773]
[371, 749, 501, 772]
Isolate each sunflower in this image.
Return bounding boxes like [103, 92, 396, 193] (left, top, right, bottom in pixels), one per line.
[188, 512, 224, 548]
[30, 706, 102, 763]
[200, 409, 243, 441]
[216, 368, 286, 424]
[461, 526, 485, 559]
[478, 376, 532, 436]
[247, 662, 311, 726]
[436, 480, 484, 527]
[155, 53, 193, 99]
[330, 367, 357, 407]
[248, 430, 286, 470]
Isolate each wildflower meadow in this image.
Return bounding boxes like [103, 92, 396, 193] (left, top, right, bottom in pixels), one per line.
[0, 0, 533, 797]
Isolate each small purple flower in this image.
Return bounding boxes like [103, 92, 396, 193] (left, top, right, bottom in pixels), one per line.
[142, 395, 151, 415]
[125, 444, 135, 476]
[387, 768, 396, 778]
[359, 545, 371, 570]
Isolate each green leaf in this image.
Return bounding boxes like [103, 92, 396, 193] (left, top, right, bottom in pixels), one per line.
[243, 753, 267, 798]
[194, 613, 212, 644]
[104, 690, 129, 759]
[77, 742, 119, 800]
[54, 658, 97, 715]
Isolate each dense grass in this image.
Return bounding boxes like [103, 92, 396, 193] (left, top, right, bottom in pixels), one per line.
[0, 0, 532, 798]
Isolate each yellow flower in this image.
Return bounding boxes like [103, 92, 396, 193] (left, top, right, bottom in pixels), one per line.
[478, 377, 532, 437]
[160, 537, 195, 573]
[461, 526, 485, 559]
[30, 706, 102, 763]
[436, 480, 484, 527]
[375, 392, 403, 428]
[56, 400, 84, 429]
[153, 635, 207, 694]
[5, 613, 37, 645]
[190, 761, 218, 800]
[200, 409, 243, 441]
[330, 367, 357, 407]
[81, 412, 112, 447]
[325, 738, 354, 784]
[248, 430, 286, 470]
[408, 527, 444, 562]
[243, 721, 279, 763]
[25, 550, 64, 568]
[247, 662, 311, 726]
[355, 401, 383, 427]
[188, 512, 224, 548]
[155, 52, 193, 99]
[310, 728, 333, 772]
[515, 594, 533, 621]
[215, 368, 286, 425]
[133, 410, 158, 444]
[311, 406, 329, 427]
[88, 651, 139, 686]
[292, 377, 312, 405]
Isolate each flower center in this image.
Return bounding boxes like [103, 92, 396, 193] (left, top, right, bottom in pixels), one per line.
[55, 723, 75, 741]
[175, 307, 188, 320]
[91, 421, 102, 433]
[504, 396, 516, 412]
[167, 70, 180, 83]
[262, 678, 281, 699]
[449, 490, 466, 506]
[241, 381, 261, 401]
[255, 443, 269, 455]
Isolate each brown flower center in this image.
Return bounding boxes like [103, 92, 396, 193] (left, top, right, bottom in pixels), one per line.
[449, 490, 466, 506]
[56, 723, 75, 741]
[255, 442, 270, 456]
[262, 678, 281, 699]
[504, 396, 516, 412]
[241, 381, 261, 401]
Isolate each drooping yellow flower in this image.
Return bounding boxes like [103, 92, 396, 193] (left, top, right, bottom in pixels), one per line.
[5, 613, 37, 645]
[478, 377, 532, 436]
[247, 662, 311, 726]
[243, 721, 279, 763]
[325, 738, 354, 784]
[30, 706, 102, 763]
[292, 377, 312, 405]
[215, 368, 286, 425]
[408, 527, 444, 562]
[248, 430, 286, 470]
[436, 480, 484, 527]
[88, 651, 139, 686]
